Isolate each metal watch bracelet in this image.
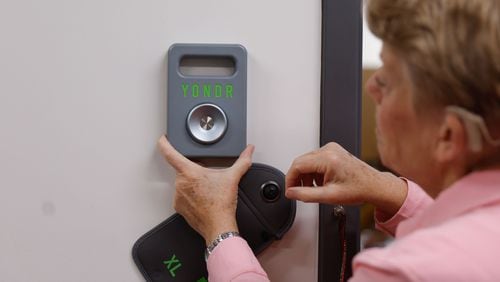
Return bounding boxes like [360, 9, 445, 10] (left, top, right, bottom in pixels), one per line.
[205, 231, 241, 261]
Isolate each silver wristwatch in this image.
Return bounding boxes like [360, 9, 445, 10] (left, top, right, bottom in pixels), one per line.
[205, 231, 241, 261]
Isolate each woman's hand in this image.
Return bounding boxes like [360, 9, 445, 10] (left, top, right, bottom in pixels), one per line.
[285, 142, 407, 216]
[157, 136, 255, 245]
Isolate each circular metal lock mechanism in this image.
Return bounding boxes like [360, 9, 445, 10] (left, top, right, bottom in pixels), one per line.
[260, 181, 281, 203]
[186, 103, 228, 144]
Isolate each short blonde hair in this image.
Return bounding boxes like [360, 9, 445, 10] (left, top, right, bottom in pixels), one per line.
[367, 0, 500, 127]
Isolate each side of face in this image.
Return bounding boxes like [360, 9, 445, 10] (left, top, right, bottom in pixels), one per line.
[366, 44, 443, 191]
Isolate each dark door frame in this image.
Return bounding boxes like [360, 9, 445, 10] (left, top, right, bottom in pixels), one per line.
[319, 0, 362, 281]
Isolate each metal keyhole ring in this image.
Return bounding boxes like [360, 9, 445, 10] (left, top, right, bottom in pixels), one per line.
[186, 103, 228, 144]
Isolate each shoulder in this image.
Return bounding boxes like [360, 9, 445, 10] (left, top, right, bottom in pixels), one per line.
[353, 204, 500, 281]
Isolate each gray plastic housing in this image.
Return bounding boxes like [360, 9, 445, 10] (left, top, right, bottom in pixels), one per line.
[167, 43, 247, 158]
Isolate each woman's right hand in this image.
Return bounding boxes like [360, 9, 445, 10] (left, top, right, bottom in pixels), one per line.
[285, 142, 407, 216]
[157, 136, 254, 246]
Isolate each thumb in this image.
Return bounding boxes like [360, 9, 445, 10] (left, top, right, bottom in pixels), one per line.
[230, 144, 255, 178]
[157, 135, 193, 172]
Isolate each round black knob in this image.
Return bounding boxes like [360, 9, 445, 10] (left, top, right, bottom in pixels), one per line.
[260, 181, 281, 202]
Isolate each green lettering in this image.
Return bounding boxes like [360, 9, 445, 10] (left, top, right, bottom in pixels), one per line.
[215, 84, 222, 97]
[225, 84, 233, 98]
[163, 254, 182, 278]
[203, 84, 211, 97]
[181, 83, 189, 97]
[192, 83, 199, 97]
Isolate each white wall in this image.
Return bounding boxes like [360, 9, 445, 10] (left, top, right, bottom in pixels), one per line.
[0, 0, 320, 281]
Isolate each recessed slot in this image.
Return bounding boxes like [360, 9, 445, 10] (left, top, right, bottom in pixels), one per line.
[179, 56, 235, 77]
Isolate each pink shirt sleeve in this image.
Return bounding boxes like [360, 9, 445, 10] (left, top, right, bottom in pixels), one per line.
[206, 236, 269, 282]
[374, 179, 433, 236]
[348, 180, 435, 281]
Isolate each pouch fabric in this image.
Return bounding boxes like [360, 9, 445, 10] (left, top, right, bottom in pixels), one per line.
[132, 163, 296, 282]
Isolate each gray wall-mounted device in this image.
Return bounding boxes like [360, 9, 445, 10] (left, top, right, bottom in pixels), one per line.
[167, 43, 247, 158]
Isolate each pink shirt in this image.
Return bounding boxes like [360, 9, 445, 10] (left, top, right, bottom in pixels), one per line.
[208, 170, 500, 281]
[207, 236, 269, 281]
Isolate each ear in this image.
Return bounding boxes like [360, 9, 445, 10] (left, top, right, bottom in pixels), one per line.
[434, 114, 468, 163]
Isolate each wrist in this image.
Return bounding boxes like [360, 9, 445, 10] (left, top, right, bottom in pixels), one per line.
[369, 172, 408, 216]
[204, 231, 241, 261]
[204, 220, 238, 246]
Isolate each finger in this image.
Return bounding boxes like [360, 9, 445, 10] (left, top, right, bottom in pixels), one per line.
[301, 173, 315, 187]
[157, 135, 194, 172]
[285, 153, 324, 189]
[285, 186, 333, 204]
[314, 173, 324, 186]
[285, 174, 302, 188]
[230, 144, 255, 178]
